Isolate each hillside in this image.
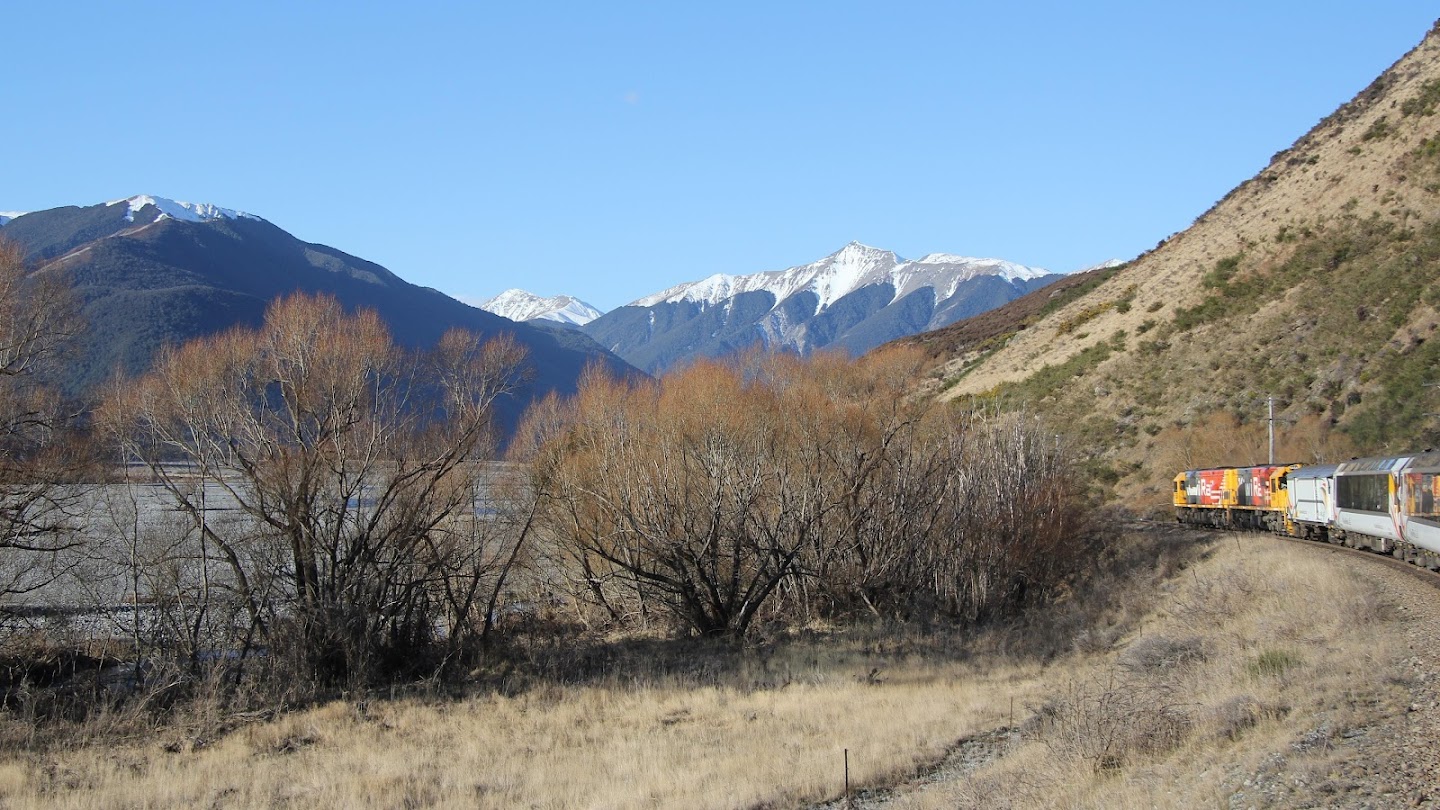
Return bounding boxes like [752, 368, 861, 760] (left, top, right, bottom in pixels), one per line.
[908, 20, 1440, 503]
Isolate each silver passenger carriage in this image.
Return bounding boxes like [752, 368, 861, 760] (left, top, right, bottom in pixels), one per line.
[1332, 455, 1410, 552]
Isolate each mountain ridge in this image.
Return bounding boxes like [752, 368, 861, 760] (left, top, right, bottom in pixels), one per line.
[631, 241, 1054, 311]
[0, 196, 638, 425]
[581, 241, 1070, 374]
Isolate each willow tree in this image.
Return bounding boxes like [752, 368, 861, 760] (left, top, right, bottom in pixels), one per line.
[519, 358, 835, 637]
[519, 347, 1087, 637]
[102, 293, 532, 684]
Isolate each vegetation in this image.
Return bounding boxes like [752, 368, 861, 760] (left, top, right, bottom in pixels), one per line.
[1, 243, 1099, 779]
[0, 525, 1413, 808]
[0, 239, 86, 600]
[982, 331, 1123, 407]
[518, 350, 1088, 637]
[1035, 263, 1124, 320]
[1361, 115, 1392, 141]
[99, 293, 535, 688]
[1400, 77, 1440, 118]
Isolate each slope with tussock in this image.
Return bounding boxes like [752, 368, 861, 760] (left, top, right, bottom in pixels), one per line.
[918, 20, 1440, 502]
[881, 537, 1440, 809]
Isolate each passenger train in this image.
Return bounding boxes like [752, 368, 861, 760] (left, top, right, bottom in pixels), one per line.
[1174, 452, 1440, 570]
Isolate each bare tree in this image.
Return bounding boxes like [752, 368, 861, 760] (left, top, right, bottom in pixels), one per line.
[522, 360, 829, 637]
[521, 347, 1088, 637]
[0, 238, 85, 601]
[101, 293, 533, 685]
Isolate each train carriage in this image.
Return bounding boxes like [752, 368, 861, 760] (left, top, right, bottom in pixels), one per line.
[1397, 451, 1440, 561]
[1332, 455, 1409, 552]
[1181, 452, 1440, 571]
[1285, 463, 1337, 540]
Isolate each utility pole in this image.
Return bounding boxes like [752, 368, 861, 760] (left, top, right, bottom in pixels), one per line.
[1268, 395, 1275, 465]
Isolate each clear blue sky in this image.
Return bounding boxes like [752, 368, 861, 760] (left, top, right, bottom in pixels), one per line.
[2, 3, 1436, 311]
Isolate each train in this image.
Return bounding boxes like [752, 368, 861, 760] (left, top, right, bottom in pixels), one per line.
[1174, 452, 1440, 570]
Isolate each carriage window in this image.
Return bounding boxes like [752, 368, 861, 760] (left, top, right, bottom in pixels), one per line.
[1337, 473, 1389, 513]
[1407, 473, 1439, 517]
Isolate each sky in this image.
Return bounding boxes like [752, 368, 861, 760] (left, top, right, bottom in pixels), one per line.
[2, 3, 1437, 312]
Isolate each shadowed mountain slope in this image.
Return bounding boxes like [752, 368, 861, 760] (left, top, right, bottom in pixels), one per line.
[0, 197, 637, 421]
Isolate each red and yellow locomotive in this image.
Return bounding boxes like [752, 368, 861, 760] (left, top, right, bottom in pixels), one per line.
[1173, 463, 1299, 533]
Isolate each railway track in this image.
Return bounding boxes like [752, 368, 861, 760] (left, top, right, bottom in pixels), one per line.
[1171, 522, 1440, 591]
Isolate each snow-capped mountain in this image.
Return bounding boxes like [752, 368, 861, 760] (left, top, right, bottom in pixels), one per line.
[1, 196, 257, 231]
[582, 242, 1066, 374]
[480, 289, 602, 328]
[635, 242, 1049, 312]
[106, 194, 260, 224]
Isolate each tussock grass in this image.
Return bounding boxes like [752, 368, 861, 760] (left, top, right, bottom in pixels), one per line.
[0, 659, 1035, 809]
[882, 534, 1409, 809]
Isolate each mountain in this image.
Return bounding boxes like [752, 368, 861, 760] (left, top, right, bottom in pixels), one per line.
[582, 241, 1064, 374]
[480, 289, 601, 327]
[905, 20, 1440, 503]
[0, 196, 637, 421]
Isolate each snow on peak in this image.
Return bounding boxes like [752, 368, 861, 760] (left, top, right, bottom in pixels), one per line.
[0, 211, 26, 226]
[105, 195, 260, 224]
[480, 288, 602, 326]
[908, 253, 1050, 283]
[1075, 258, 1126, 274]
[632, 242, 900, 310]
[630, 242, 1049, 314]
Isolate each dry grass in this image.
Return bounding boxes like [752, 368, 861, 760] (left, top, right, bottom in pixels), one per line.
[0, 527, 1407, 809]
[0, 658, 1042, 809]
[881, 534, 1409, 809]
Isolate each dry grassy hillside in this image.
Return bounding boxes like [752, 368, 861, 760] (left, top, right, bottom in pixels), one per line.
[914, 20, 1440, 503]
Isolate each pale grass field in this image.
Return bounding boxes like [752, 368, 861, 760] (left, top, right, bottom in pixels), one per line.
[0, 531, 1409, 808]
[0, 659, 1046, 809]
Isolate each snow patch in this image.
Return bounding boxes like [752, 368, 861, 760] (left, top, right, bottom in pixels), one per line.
[479, 288, 602, 326]
[105, 195, 260, 224]
[1073, 258, 1126, 274]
